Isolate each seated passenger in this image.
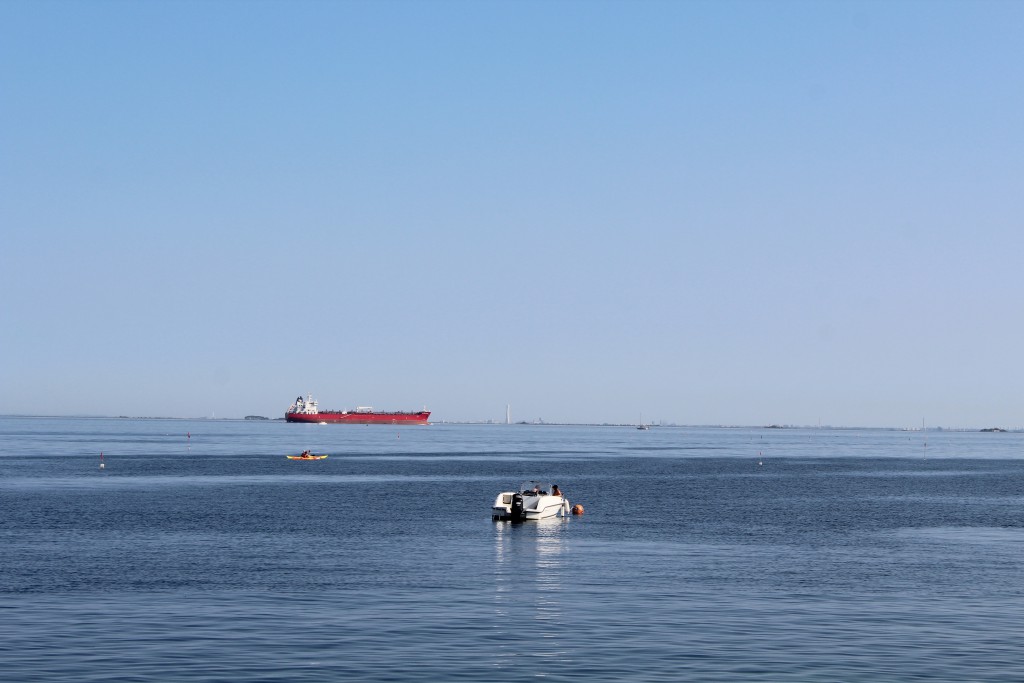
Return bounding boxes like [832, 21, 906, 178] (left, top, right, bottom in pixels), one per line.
[552, 484, 561, 497]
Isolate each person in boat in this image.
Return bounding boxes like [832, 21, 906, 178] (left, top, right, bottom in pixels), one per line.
[301, 450, 310, 458]
[552, 484, 561, 497]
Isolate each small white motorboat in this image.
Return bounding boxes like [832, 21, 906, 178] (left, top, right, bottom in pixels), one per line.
[492, 481, 570, 521]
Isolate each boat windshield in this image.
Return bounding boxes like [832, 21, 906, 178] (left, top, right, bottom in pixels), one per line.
[520, 481, 551, 496]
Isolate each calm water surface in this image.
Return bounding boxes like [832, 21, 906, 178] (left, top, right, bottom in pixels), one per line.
[2, 417, 1024, 681]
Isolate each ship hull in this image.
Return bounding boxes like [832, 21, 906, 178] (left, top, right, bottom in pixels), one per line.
[285, 411, 430, 425]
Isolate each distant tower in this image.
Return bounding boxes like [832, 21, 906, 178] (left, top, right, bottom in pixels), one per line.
[506, 404, 511, 425]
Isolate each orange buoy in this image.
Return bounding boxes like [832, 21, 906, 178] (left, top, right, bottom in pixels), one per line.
[571, 504, 584, 515]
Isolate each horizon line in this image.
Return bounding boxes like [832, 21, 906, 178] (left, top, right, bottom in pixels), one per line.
[0, 414, 1019, 433]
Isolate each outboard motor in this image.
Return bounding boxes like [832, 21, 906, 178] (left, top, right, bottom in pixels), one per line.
[511, 493, 525, 522]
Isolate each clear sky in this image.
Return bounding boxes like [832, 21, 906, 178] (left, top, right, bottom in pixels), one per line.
[2, 0, 1022, 427]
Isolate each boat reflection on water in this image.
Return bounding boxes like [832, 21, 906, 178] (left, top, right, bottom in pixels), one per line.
[491, 516, 570, 663]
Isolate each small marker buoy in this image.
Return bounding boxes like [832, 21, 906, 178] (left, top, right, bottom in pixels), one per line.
[571, 504, 584, 515]
[99, 452, 105, 470]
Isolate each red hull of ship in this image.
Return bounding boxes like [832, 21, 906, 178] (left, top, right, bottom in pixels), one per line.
[285, 411, 430, 425]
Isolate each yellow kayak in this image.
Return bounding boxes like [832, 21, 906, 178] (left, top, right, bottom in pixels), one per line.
[286, 454, 328, 460]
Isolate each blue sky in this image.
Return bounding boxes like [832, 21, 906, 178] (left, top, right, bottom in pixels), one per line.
[2, 0, 1022, 427]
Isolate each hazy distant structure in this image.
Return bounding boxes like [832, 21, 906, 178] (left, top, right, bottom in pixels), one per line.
[506, 404, 511, 425]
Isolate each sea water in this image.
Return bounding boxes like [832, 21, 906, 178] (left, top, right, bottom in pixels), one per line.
[2, 417, 1023, 681]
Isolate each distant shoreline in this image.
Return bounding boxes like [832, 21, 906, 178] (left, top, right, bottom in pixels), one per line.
[0, 414, 1019, 432]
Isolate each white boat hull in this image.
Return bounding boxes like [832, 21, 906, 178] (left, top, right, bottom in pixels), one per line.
[492, 490, 569, 521]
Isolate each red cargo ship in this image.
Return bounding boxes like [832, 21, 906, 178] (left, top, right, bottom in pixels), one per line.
[285, 394, 430, 425]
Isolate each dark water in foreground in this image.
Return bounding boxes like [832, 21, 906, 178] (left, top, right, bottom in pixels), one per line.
[2, 417, 1024, 681]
